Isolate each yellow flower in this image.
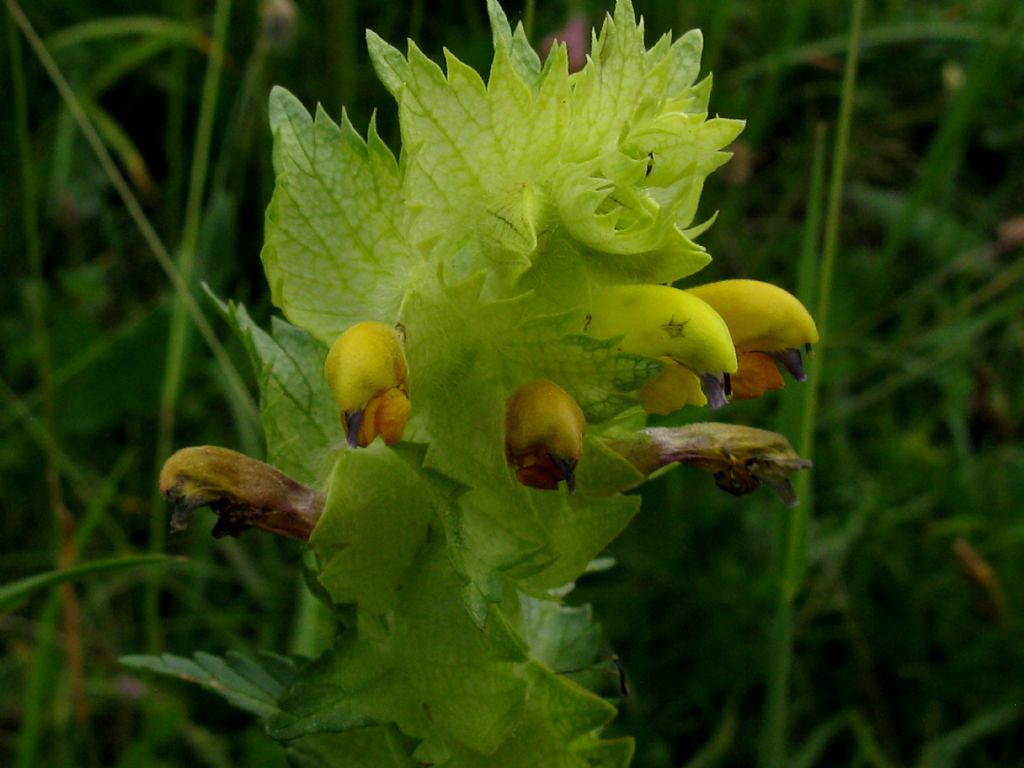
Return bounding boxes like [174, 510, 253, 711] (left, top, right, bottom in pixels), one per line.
[687, 279, 819, 400]
[324, 321, 411, 447]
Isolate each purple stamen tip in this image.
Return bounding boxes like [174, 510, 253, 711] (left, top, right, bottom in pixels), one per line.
[700, 372, 730, 409]
[771, 348, 806, 382]
[550, 453, 578, 494]
[344, 409, 364, 448]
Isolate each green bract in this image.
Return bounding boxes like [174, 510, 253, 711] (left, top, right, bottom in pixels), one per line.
[174, 1, 746, 764]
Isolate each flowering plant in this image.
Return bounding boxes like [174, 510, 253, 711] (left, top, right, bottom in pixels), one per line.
[132, 2, 815, 764]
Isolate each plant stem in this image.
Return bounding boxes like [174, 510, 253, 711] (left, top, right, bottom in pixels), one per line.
[163, 0, 192, 236]
[148, 0, 233, 653]
[331, 0, 357, 117]
[758, 1, 864, 766]
[14, 593, 61, 768]
[8, 3, 88, 732]
[523, 0, 535, 40]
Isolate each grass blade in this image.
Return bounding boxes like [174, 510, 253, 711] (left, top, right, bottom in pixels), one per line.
[758, 2, 866, 766]
[148, 0, 234, 653]
[0, 554, 182, 610]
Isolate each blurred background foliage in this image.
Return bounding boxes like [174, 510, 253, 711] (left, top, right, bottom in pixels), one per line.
[2, 0, 1023, 766]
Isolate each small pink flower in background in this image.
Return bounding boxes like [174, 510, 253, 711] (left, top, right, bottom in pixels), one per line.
[539, 14, 589, 72]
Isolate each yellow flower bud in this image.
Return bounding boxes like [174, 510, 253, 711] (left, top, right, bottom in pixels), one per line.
[504, 380, 585, 492]
[324, 321, 410, 447]
[637, 357, 707, 414]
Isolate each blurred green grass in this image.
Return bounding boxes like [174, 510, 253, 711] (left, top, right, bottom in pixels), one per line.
[2, 0, 1022, 766]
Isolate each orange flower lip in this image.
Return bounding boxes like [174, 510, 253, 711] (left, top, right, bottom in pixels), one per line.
[731, 352, 785, 400]
[343, 386, 411, 447]
[325, 321, 411, 448]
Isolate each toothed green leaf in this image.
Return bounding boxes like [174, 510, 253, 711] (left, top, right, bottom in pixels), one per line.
[271, 542, 529, 755]
[500, 309, 663, 422]
[311, 442, 435, 614]
[262, 87, 417, 344]
[575, 435, 646, 496]
[516, 596, 602, 675]
[438, 664, 633, 767]
[486, 0, 542, 86]
[285, 728, 417, 768]
[666, 28, 704, 94]
[120, 651, 297, 720]
[216, 296, 336, 486]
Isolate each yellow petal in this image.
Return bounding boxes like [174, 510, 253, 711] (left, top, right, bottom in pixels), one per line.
[637, 357, 707, 414]
[686, 279, 818, 352]
[587, 284, 738, 376]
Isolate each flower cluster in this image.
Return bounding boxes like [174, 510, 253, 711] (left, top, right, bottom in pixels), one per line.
[153, 2, 816, 765]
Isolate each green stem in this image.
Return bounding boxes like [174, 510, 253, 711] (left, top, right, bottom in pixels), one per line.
[742, 0, 812, 147]
[727, 20, 1021, 85]
[758, 2, 864, 766]
[14, 593, 61, 768]
[523, 0, 535, 40]
[148, 0, 233, 653]
[336, 1, 357, 117]
[43, 14, 204, 52]
[8, 1, 92, 738]
[163, 0, 192, 236]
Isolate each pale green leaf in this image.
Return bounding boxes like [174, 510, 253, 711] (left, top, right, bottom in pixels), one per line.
[627, 113, 745, 187]
[564, 0, 650, 163]
[500, 310, 663, 422]
[272, 541, 529, 755]
[437, 663, 633, 767]
[365, 30, 409, 96]
[285, 727, 416, 768]
[516, 596, 602, 675]
[574, 435, 646, 496]
[689, 74, 713, 114]
[486, 0, 541, 87]
[395, 44, 560, 272]
[263, 87, 417, 343]
[521, 493, 640, 592]
[311, 442, 434, 614]
[218, 297, 337, 486]
[667, 29, 704, 96]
